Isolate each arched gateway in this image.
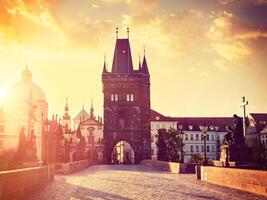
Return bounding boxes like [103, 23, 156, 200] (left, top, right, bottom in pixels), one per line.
[102, 31, 151, 164]
[111, 140, 135, 164]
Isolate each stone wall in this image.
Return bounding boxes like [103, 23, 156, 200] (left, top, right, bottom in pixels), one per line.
[201, 166, 267, 196]
[0, 166, 54, 200]
[53, 160, 93, 174]
[141, 160, 195, 174]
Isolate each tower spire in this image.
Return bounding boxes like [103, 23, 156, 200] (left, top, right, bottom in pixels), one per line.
[139, 54, 141, 71]
[65, 97, 69, 112]
[90, 98, 94, 119]
[103, 54, 108, 73]
[141, 46, 149, 74]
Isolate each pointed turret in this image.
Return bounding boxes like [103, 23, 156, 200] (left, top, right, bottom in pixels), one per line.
[63, 98, 70, 120]
[102, 54, 108, 73]
[141, 55, 149, 74]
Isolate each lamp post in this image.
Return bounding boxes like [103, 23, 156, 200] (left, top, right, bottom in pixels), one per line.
[200, 122, 208, 166]
[44, 121, 50, 165]
[178, 124, 184, 163]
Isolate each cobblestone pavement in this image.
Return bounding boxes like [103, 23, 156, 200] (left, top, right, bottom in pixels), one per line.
[28, 165, 266, 200]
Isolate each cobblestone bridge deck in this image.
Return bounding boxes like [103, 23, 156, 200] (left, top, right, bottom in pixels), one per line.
[29, 165, 266, 200]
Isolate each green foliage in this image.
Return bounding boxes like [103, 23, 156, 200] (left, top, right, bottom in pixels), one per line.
[156, 128, 184, 162]
[189, 153, 204, 164]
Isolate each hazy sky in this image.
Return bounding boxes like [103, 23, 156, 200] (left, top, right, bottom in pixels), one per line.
[0, 0, 266, 118]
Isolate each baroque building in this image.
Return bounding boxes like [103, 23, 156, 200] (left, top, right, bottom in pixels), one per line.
[0, 68, 48, 160]
[102, 32, 151, 164]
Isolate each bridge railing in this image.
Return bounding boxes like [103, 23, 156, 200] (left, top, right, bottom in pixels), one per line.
[0, 165, 54, 200]
[200, 166, 267, 196]
[52, 159, 95, 174]
[141, 160, 196, 174]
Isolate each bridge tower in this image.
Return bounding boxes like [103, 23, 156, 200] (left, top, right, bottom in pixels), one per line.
[102, 29, 151, 164]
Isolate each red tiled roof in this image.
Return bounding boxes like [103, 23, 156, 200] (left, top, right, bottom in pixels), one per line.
[151, 109, 232, 132]
[250, 113, 267, 121]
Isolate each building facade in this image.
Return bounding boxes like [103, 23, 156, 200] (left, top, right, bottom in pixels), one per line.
[102, 34, 151, 164]
[150, 110, 232, 163]
[0, 68, 48, 161]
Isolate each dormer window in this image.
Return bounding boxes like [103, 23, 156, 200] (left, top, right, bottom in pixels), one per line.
[189, 125, 193, 130]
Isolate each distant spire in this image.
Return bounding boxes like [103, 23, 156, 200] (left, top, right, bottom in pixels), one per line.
[90, 98, 94, 119]
[127, 27, 129, 39]
[103, 54, 108, 73]
[65, 98, 69, 112]
[138, 54, 141, 71]
[82, 105, 84, 110]
[141, 53, 149, 74]
[116, 27, 118, 39]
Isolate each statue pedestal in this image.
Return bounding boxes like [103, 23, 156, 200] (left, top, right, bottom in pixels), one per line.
[219, 144, 252, 167]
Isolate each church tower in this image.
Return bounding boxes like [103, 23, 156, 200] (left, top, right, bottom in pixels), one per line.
[102, 28, 151, 164]
[62, 98, 71, 132]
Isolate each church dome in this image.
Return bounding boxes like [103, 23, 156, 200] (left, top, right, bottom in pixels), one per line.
[8, 68, 47, 102]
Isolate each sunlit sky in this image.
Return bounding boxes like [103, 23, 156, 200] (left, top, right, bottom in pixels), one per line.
[0, 0, 266, 118]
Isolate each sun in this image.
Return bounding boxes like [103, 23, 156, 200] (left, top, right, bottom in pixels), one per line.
[0, 87, 9, 103]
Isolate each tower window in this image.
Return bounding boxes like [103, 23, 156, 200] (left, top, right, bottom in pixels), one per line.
[115, 94, 118, 101]
[126, 94, 130, 101]
[111, 94, 118, 102]
[130, 94, 134, 101]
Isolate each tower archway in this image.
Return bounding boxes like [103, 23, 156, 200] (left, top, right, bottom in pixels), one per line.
[111, 140, 135, 164]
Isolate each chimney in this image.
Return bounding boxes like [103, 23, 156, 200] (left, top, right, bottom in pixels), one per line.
[52, 114, 54, 121]
[56, 114, 58, 122]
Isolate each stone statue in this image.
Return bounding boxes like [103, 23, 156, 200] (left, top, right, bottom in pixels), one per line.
[223, 114, 245, 146]
[219, 114, 252, 166]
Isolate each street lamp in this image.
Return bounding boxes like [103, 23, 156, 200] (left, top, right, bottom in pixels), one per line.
[200, 122, 208, 166]
[44, 121, 50, 165]
[178, 124, 184, 163]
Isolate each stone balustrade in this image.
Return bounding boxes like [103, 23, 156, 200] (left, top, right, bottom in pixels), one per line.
[0, 166, 54, 200]
[200, 166, 267, 196]
[141, 159, 195, 174]
[53, 160, 93, 174]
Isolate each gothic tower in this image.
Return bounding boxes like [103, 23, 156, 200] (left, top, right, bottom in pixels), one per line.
[102, 29, 151, 164]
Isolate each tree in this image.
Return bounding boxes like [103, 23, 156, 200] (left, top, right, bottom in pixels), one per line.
[156, 128, 184, 162]
[189, 153, 203, 164]
[156, 129, 168, 161]
[11, 127, 27, 166]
